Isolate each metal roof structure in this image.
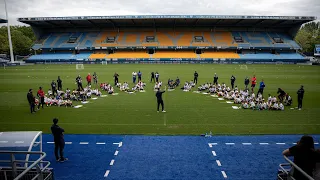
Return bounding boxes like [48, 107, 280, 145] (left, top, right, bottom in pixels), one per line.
[18, 15, 316, 29]
[0, 18, 8, 23]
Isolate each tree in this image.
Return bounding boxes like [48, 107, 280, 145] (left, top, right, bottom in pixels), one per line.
[295, 22, 320, 53]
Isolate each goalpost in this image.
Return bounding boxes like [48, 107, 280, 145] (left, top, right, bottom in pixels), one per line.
[76, 64, 84, 70]
[239, 65, 248, 70]
[101, 61, 108, 65]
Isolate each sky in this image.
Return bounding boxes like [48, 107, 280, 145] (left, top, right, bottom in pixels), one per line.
[0, 0, 319, 25]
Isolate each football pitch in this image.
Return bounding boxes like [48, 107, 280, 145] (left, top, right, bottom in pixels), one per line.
[0, 64, 319, 135]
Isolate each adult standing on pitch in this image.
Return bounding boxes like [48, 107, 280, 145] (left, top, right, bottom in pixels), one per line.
[51, 118, 68, 162]
[76, 75, 84, 91]
[230, 75, 236, 89]
[155, 88, 166, 112]
[194, 71, 199, 84]
[251, 75, 257, 93]
[213, 73, 218, 85]
[114, 72, 119, 85]
[93, 72, 98, 86]
[138, 71, 142, 81]
[27, 89, 36, 114]
[257, 79, 265, 96]
[155, 72, 160, 83]
[86, 73, 91, 86]
[57, 76, 62, 90]
[37, 87, 45, 109]
[132, 71, 137, 84]
[244, 77, 250, 90]
[297, 85, 305, 110]
[51, 80, 57, 96]
[150, 72, 155, 83]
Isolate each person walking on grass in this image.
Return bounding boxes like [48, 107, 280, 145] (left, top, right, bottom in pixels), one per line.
[93, 72, 98, 86]
[51, 118, 68, 162]
[27, 89, 36, 114]
[156, 88, 166, 113]
[57, 76, 62, 90]
[297, 85, 305, 110]
[37, 87, 45, 109]
[86, 73, 91, 86]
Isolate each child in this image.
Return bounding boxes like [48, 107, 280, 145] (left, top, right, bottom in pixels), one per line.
[272, 102, 279, 110]
[279, 102, 284, 111]
[250, 101, 255, 109]
[242, 102, 249, 109]
[48, 89, 53, 97]
[108, 87, 114, 94]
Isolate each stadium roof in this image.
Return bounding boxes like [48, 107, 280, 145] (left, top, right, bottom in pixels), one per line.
[0, 18, 7, 23]
[18, 15, 316, 29]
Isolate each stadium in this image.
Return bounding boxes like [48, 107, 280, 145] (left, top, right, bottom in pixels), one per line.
[0, 14, 319, 180]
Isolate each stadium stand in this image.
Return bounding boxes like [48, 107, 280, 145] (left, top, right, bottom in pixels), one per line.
[18, 15, 315, 63]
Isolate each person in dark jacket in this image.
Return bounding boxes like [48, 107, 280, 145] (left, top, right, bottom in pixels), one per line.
[27, 89, 36, 113]
[76, 75, 84, 91]
[57, 76, 62, 90]
[213, 73, 218, 85]
[230, 75, 236, 89]
[114, 72, 119, 85]
[194, 71, 199, 84]
[297, 85, 305, 110]
[244, 77, 250, 90]
[51, 118, 68, 162]
[155, 88, 166, 112]
[51, 80, 57, 96]
[150, 72, 155, 83]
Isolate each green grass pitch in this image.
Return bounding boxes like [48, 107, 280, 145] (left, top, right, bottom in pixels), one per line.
[0, 64, 319, 135]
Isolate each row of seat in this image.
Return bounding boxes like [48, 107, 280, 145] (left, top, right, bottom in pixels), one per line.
[28, 52, 304, 60]
[35, 31, 299, 49]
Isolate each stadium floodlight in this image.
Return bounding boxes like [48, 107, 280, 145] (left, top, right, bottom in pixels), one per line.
[4, 0, 14, 63]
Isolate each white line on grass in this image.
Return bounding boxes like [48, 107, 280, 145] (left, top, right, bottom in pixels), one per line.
[225, 143, 235, 145]
[119, 142, 123, 147]
[114, 151, 119, 156]
[47, 142, 54, 144]
[110, 159, 115, 166]
[242, 143, 252, 145]
[221, 171, 227, 178]
[113, 142, 120, 145]
[96, 142, 106, 145]
[0, 141, 8, 143]
[208, 143, 212, 148]
[15, 141, 24, 144]
[212, 151, 217, 156]
[259, 143, 269, 145]
[80, 142, 89, 145]
[104, 170, 110, 177]
[216, 160, 222, 166]
[276, 143, 286, 145]
[65, 142, 72, 144]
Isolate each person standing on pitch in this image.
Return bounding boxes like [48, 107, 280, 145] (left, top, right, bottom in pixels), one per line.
[51, 118, 68, 162]
[76, 75, 84, 91]
[257, 79, 265, 96]
[132, 71, 137, 83]
[93, 72, 98, 86]
[213, 73, 218, 85]
[155, 72, 160, 83]
[251, 75, 257, 93]
[244, 77, 250, 90]
[27, 89, 36, 114]
[230, 75, 236, 89]
[150, 72, 155, 83]
[297, 85, 305, 110]
[114, 72, 119, 85]
[86, 73, 91, 86]
[138, 71, 142, 81]
[57, 76, 62, 90]
[51, 80, 57, 96]
[37, 87, 45, 109]
[194, 71, 199, 84]
[156, 88, 166, 112]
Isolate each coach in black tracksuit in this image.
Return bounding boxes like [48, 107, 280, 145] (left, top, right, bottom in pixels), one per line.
[114, 72, 119, 85]
[230, 75, 236, 89]
[51, 80, 57, 96]
[150, 72, 155, 83]
[194, 71, 199, 84]
[76, 75, 84, 91]
[27, 89, 36, 113]
[213, 74, 218, 85]
[51, 118, 67, 162]
[156, 89, 166, 112]
[57, 76, 62, 90]
[297, 85, 305, 110]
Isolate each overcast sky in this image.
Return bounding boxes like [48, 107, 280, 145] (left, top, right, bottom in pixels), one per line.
[0, 0, 319, 25]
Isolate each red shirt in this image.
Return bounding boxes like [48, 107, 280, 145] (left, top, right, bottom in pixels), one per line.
[37, 90, 45, 97]
[86, 75, 91, 82]
[251, 77, 257, 85]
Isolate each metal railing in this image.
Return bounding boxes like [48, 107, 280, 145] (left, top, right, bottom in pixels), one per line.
[0, 151, 52, 180]
[278, 155, 314, 180]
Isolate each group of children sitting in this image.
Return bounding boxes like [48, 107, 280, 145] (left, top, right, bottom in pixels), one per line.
[45, 86, 102, 107]
[100, 83, 115, 94]
[115, 81, 147, 92]
[181, 81, 196, 91]
[194, 82, 292, 111]
[168, 78, 180, 89]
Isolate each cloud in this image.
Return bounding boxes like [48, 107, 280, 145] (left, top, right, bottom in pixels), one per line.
[0, 0, 319, 25]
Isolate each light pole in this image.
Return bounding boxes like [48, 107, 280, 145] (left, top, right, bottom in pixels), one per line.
[4, 0, 14, 63]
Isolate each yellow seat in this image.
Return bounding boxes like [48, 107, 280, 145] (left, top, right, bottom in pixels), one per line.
[153, 51, 197, 58]
[200, 52, 240, 59]
[108, 51, 150, 58]
[89, 54, 107, 59]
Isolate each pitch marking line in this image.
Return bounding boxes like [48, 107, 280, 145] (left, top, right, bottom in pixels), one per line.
[276, 143, 286, 145]
[80, 142, 89, 145]
[47, 142, 54, 144]
[65, 142, 72, 144]
[221, 171, 227, 178]
[96, 142, 106, 145]
[259, 143, 269, 145]
[216, 160, 222, 166]
[114, 151, 119, 156]
[104, 170, 110, 177]
[110, 159, 115, 166]
[15, 141, 24, 144]
[242, 143, 252, 145]
[212, 151, 216, 156]
[225, 143, 235, 145]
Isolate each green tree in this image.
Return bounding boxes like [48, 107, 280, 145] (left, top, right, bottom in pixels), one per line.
[295, 21, 320, 53]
